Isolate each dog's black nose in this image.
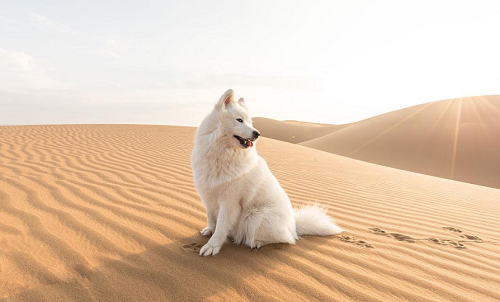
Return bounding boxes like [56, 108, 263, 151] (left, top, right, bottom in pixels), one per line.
[253, 131, 260, 138]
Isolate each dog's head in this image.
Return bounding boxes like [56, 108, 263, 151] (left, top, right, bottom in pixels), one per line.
[214, 89, 260, 149]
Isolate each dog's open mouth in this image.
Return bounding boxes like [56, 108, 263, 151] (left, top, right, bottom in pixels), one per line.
[234, 135, 254, 148]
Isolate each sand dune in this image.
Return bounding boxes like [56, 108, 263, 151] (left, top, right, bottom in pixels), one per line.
[253, 117, 349, 143]
[257, 96, 500, 189]
[282, 120, 331, 127]
[1, 125, 499, 301]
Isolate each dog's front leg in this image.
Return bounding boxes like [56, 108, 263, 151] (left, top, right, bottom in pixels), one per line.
[199, 201, 240, 256]
[200, 210, 217, 236]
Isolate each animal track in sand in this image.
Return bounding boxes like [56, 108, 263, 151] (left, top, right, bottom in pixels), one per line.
[339, 235, 375, 248]
[443, 227, 462, 233]
[182, 242, 202, 253]
[443, 228, 499, 245]
[370, 227, 499, 249]
[368, 228, 423, 243]
[427, 238, 467, 249]
[459, 234, 482, 241]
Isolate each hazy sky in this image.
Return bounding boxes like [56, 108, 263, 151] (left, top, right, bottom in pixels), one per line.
[1, 0, 499, 126]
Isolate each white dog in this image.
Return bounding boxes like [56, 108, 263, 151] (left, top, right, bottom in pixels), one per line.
[191, 89, 344, 256]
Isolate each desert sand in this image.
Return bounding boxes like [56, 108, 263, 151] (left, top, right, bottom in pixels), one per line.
[252, 117, 350, 143]
[0, 125, 499, 301]
[256, 96, 500, 190]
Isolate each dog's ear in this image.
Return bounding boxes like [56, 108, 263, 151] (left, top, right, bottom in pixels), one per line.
[216, 89, 235, 110]
[238, 98, 248, 110]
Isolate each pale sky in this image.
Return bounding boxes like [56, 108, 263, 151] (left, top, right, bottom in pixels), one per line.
[1, 0, 499, 126]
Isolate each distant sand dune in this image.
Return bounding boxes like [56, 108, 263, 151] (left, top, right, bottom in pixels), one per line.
[0, 125, 499, 301]
[253, 117, 350, 143]
[255, 95, 500, 189]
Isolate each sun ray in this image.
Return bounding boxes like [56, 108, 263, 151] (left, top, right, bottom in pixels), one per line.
[416, 99, 453, 154]
[470, 97, 493, 145]
[477, 96, 500, 129]
[450, 98, 463, 180]
[348, 103, 432, 157]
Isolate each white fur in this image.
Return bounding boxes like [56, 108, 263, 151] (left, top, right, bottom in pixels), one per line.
[191, 89, 344, 256]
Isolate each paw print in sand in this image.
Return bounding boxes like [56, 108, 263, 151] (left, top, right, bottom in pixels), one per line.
[340, 235, 375, 248]
[182, 242, 202, 253]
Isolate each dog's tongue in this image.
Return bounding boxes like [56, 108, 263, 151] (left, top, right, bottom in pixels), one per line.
[246, 140, 254, 147]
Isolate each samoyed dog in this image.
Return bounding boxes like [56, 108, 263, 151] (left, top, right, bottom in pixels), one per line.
[191, 89, 344, 256]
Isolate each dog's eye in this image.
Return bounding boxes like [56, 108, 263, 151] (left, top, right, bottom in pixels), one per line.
[236, 118, 243, 123]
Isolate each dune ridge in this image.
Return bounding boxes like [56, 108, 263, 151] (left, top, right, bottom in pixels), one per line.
[252, 117, 350, 143]
[255, 95, 500, 189]
[0, 125, 499, 301]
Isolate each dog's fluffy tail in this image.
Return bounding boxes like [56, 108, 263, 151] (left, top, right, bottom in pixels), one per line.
[294, 204, 344, 236]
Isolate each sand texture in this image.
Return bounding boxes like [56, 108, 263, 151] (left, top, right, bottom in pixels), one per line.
[1, 125, 499, 301]
[257, 96, 500, 189]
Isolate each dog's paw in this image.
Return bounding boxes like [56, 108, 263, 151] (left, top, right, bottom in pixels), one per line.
[199, 243, 221, 256]
[200, 227, 213, 236]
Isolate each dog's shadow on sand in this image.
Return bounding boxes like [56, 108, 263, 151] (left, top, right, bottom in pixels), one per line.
[7, 233, 338, 301]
